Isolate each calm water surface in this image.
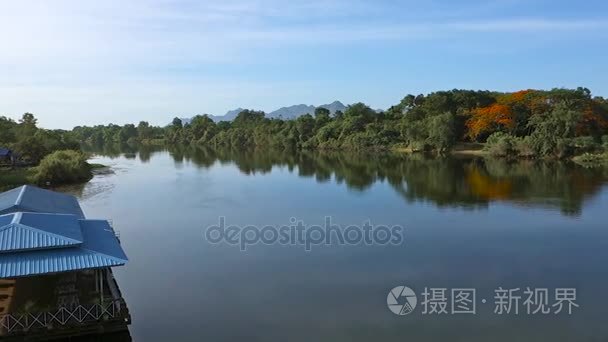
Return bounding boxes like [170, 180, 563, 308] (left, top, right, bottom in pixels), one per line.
[63, 147, 608, 341]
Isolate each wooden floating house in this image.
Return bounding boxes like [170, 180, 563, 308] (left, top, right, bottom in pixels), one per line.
[0, 185, 130, 340]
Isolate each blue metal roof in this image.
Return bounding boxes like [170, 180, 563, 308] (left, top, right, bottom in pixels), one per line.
[0, 213, 84, 252]
[0, 148, 11, 157]
[0, 214, 12, 227]
[0, 186, 128, 278]
[0, 187, 21, 212]
[0, 185, 85, 219]
[79, 220, 128, 261]
[0, 219, 127, 278]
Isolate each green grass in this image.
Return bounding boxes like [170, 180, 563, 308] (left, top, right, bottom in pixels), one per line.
[0, 167, 35, 191]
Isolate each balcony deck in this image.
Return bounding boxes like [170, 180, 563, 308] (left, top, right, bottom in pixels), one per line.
[0, 268, 131, 341]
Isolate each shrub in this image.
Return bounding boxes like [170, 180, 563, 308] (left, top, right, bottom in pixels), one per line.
[602, 135, 608, 149]
[33, 150, 92, 185]
[515, 136, 536, 158]
[484, 132, 517, 157]
[555, 138, 574, 158]
[526, 103, 582, 156]
[0, 168, 34, 191]
[12, 136, 51, 163]
[550, 136, 599, 158]
[425, 112, 456, 152]
[571, 136, 599, 152]
[572, 152, 608, 168]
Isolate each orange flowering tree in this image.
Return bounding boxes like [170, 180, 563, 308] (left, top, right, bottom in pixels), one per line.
[578, 102, 608, 136]
[465, 90, 536, 141]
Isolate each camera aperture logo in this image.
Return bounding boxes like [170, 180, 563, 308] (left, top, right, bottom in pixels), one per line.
[386, 285, 579, 316]
[387, 286, 417, 315]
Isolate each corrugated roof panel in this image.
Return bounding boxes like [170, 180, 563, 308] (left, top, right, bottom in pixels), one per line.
[18, 212, 83, 242]
[0, 185, 85, 218]
[0, 219, 127, 278]
[0, 249, 125, 278]
[0, 223, 80, 252]
[0, 213, 83, 252]
[0, 186, 128, 278]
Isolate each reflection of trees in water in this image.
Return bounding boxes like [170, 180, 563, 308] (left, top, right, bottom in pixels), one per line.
[82, 142, 158, 164]
[92, 144, 608, 216]
[186, 147, 608, 216]
[477, 158, 607, 215]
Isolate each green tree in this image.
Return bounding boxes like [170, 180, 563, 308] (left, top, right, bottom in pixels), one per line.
[527, 102, 583, 156]
[172, 117, 183, 129]
[13, 136, 50, 163]
[190, 115, 217, 143]
[426, 112, 456, 151]
[116, 124, 138, 143]
[314, 107, 331, 129]
[0, 116, 17, 144]
[33, 150, 92, 185]
[344, 103, 375, 122]
[19, 113, 38, 136]
[295, 114, 315, 143]
[137, 121, 153, 140]
[233, 110, 266, 127]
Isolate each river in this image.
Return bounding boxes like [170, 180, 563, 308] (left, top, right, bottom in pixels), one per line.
[61, 146, 608, 341]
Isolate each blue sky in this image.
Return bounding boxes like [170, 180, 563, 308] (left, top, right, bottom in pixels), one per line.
[1, 0, 607, 129]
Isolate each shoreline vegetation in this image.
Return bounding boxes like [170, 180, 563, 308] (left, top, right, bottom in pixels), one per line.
[0, 113, 107, 189]
[394, 142, 488, 156]
[2, 87, 608, 189]
[0, 155, 104, 191]
[572, 152, 608, 167]
[70, 87, 608, 162]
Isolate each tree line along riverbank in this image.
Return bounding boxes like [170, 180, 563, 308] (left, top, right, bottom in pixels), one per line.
[71, 87, 608, 163]
[2, 87, 608, 189]
[1, 114, 103, 189]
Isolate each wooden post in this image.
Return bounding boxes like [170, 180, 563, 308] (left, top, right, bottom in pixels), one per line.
[100, 269, 104, 306]
[95, 269, 99, 292]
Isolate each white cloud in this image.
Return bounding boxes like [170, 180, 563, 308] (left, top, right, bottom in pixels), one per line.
[0, 0, 606, 128]
[2, 1, 606, 64]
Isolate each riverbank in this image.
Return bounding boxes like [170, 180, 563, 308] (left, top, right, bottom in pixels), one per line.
[392, 142, 608, 166]
[90, 163, 114, 175]
[450, 143, 487, 156]
[392, 143, 488, 156]
[572, 152, 608, 168]
[0, 163, 106, 191]
[140, 138, 166, 145]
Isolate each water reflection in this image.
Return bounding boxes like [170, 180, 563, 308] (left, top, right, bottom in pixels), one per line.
[77, 144, 608, 341]
[83, 143, 153, 161]
[86, 144, 608, 216]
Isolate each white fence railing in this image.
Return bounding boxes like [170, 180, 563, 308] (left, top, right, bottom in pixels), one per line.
[0, 298, 129, 334]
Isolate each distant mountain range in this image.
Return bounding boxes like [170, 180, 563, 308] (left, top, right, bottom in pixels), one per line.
[179, 101, 348, 124]
[268, 101, 347, 120]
